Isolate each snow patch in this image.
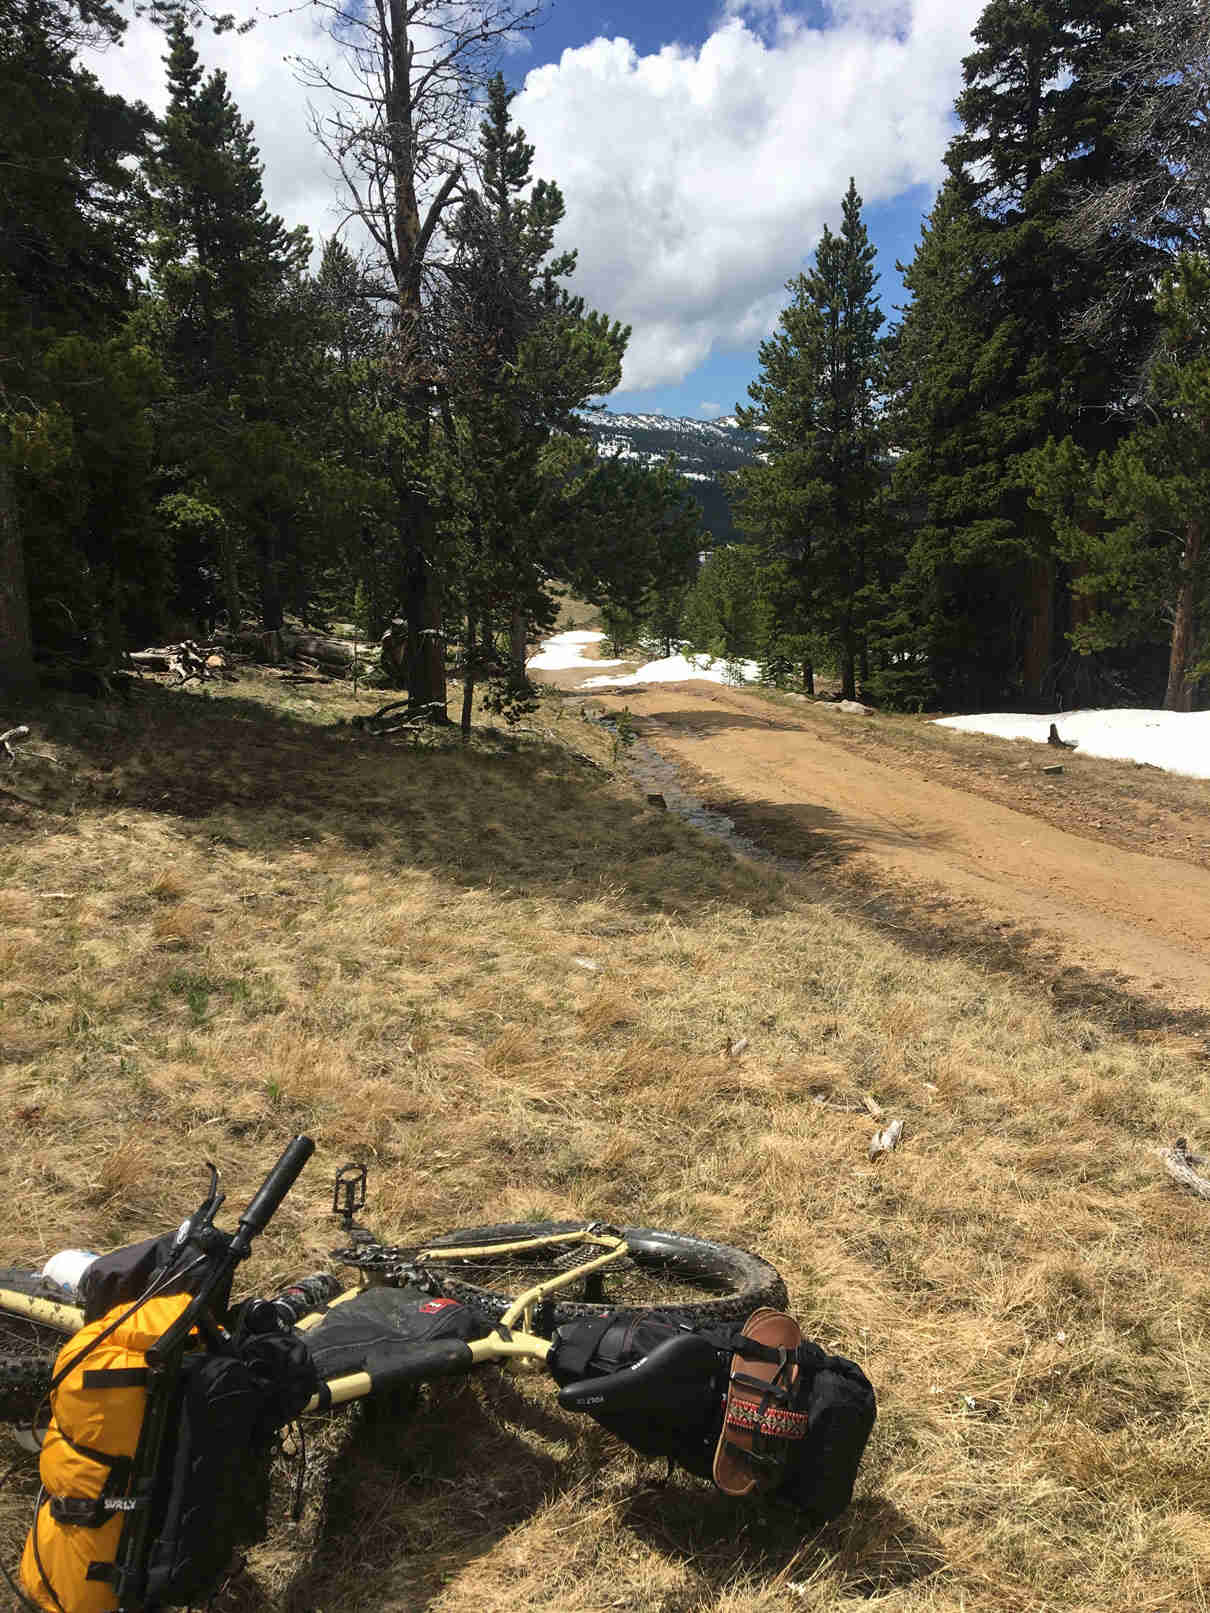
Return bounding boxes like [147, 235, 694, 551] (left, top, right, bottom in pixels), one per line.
[580, 652, 760, 688]
[527, 631, 624, 672]
[933, 708, 1210, 780]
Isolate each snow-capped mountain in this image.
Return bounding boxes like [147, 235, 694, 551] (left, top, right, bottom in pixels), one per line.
[579, 410, 766, 544]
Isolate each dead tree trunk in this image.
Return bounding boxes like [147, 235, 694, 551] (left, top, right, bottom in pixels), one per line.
[840, 646, 856, 702]
[0, 448, 37, 698]
[461, 610, 477, 737]
[257, 518, 286, 633]
[1164, 516, 1203, 712]
[1022, 555, 1056, 705]
[509, 607, 527, 684]
[219, 527, 241, 631]
[402, 512, 447, 720]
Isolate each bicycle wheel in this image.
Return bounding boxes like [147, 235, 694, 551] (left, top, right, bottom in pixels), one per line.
[0, 1269, 82, 1426]
[420, 1222, 786, 1330]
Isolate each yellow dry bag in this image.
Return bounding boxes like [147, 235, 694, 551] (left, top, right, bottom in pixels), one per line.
[20, 1293, 191, 1613]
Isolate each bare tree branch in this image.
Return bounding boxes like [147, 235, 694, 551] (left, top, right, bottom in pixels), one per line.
[1064, 0, 1210, 346]
[296, 0, 541, 340]
[1159, 1137, 1210, 1201]
[1, 724, 30, 763]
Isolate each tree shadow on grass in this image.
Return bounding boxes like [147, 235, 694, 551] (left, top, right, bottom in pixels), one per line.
[591, 699, 818, 738]
[13, 683, 789, 924]
[608, 1481, 945, 1605]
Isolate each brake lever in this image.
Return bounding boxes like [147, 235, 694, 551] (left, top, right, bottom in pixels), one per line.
[174, 1163, 226, 1253]
[199, 1162, 225, 1223]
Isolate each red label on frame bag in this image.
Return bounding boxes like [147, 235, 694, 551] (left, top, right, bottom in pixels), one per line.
[419, 1298, 459, 1313]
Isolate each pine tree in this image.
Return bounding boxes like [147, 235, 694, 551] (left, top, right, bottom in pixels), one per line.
[680, 542, 762, 663]
[145, 20, 308, 393]
[731, 179, 887, 699]
[1063, 0, 1209, 333]
[1031, 253, 1210, 710]
[0, 0, 155, 690]
[300, 0, 545, 719]
[141, 18, 312, 629]
[882, 182, 1018, 709]
[565, 456, 702, 660]
[438, 76, 627, 731]
[890, 0, 1176, 707]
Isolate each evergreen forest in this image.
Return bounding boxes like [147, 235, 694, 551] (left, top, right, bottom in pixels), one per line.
[722, 0, 1210, 711]
[1, 0, 1207, 715]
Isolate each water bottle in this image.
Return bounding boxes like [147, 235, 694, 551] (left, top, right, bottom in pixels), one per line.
[41, 1249, 100, 1298]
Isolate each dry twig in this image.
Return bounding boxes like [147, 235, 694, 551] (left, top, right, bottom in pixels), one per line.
[1159, 1138, 1210, 1201]
[1, 724, 30, 763]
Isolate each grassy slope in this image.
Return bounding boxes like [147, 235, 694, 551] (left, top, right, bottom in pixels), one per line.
[2, 673, 1209, 1613]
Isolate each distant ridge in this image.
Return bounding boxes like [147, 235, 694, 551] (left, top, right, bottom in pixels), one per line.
[579, 410, 766, 544]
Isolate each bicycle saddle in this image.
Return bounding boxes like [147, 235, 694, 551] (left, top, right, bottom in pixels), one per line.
[556, 1330, 719, 1415]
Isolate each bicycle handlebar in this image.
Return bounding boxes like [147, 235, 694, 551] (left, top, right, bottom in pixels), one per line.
[231, 1135, 315, 1256]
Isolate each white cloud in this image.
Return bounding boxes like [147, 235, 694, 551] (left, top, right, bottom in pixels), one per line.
[699, 401, 724, 417]
[79, 0, 985, 392]
[80, 11, 376, 258]
[516, 0, 985, 388]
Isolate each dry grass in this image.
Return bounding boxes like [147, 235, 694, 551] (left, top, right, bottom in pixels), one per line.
[2, 671, 1210, 1611]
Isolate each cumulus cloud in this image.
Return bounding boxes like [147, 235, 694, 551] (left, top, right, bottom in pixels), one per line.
[516, 0, 986, 388]
[80, 0, 985, 391]
[80, 10, 366, 256]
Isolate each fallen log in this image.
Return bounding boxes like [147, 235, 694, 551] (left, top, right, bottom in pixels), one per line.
[129, 642, 225, 683]
[213, 628, 378, 672]
[353, 699, 446, 736]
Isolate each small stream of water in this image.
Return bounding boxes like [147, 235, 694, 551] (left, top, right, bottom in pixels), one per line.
[586, 711, 796, 871]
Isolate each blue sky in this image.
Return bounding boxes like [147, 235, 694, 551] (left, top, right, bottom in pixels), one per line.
[606, 183, 937, 418]
[86, 0, 987, 420]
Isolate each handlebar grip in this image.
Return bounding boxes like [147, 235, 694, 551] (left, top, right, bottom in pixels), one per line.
[237, 1135, 315, 1242]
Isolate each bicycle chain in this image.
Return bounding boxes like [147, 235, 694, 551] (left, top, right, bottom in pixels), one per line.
[329, 1244, 442, 1292]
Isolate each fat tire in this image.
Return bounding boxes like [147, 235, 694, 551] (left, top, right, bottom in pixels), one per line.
[422, 1222, 786, 1329]
[0, 1267, 80, 1425]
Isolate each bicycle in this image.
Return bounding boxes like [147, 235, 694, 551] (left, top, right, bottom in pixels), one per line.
[1, 1140, 874, 1613]
[0, 1159, 787, 1432]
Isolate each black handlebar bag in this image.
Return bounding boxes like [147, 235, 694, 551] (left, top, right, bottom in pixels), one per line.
[140, 1330, 317, 1607]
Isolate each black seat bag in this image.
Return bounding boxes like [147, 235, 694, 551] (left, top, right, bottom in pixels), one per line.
[549, 1311, 876, 1519]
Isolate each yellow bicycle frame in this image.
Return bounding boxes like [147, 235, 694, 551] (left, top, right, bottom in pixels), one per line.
[0, 1289, 82, 1335]
[301, 1225, 629, 1409]
[0, 1226, 630, 1417]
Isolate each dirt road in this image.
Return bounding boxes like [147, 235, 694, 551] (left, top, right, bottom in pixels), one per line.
[545, 672, 1210, 1017]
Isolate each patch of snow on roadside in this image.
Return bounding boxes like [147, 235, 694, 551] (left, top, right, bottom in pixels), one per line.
[527, 630, 624, 671]
[579, 652, 761, 688]
[934, 708, 1210, 780]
